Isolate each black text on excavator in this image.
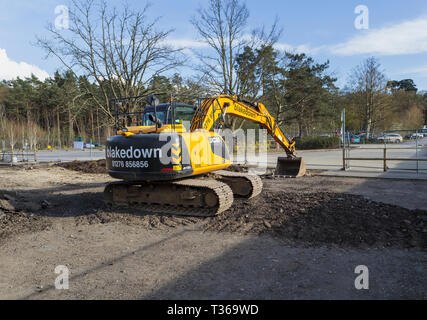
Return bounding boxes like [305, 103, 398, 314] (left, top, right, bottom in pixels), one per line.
[104, 94, 306, 216]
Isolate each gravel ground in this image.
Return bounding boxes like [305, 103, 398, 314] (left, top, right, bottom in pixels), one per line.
[0, 162, 426, 299]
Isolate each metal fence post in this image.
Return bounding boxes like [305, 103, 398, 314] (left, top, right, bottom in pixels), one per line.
[342, 147, 346, 170]
[346, 144, 350, 169]
[383, 147, 387, 172]
[244, 135, 248, 165]
[416, 129, 419, 174]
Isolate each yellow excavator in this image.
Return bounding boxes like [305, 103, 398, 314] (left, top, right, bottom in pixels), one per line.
[104, 94, 306, 216]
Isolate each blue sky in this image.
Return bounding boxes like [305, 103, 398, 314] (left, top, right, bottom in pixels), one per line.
[1, 0, 427, 90]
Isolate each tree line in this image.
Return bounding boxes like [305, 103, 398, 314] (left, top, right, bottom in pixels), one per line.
[1, 0, 426, 150]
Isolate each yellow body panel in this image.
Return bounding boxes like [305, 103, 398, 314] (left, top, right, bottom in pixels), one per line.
[117, 125, 231, 176]
[180, 130, 231, 174]
[118, 124, 187, 136]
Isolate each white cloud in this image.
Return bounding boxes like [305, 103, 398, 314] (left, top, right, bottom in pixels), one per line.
[162, 38, 209, 49]
[273, 42, 321, 55]
[0, 49, 50, 81]
[331, 16, 427, 56]
[398, 65, 427, 75]
[164, 36, 318, 56]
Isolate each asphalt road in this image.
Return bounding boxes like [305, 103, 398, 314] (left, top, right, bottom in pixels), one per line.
[242, 137, 427, 173]
[34, 149, 105, 162]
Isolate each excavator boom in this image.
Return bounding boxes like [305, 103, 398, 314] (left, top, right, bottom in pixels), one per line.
[191, 95, 306, 176]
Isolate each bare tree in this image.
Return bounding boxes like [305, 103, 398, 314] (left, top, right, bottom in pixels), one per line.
[191, 0, 280, 94]
[5, 120, 22, 154]
[191, 0, 280, 130]
[349, 57, 388, 136]
[37, 0, 184, 118]
[0, 102, 6, 140]
[27, 121, 41, 151]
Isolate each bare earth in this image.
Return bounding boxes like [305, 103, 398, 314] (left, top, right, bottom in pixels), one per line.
[0, 164, 426, 299]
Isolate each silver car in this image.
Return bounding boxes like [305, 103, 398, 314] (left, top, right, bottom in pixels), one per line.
[377, 134, 403, 143]
[410, 133, 424, 139]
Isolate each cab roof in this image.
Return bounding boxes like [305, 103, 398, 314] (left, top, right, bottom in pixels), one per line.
[144, 103, 195, 112]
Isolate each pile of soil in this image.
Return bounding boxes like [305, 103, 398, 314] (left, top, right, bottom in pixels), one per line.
[225, 164, 249, 172]
[72, 190, 427, 249]
[0, 203, 51, 245]
[74, 210, 201, 230]
[58, 159, 106, 174]
[204, 192, 427, 248]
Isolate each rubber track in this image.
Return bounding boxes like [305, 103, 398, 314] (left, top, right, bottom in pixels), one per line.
[214, 170, 263, 199]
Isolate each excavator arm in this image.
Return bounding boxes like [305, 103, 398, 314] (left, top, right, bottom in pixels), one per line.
[191, 95, 297, 158]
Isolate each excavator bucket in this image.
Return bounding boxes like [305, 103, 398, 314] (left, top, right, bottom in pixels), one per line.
[275, 157, 306, 177]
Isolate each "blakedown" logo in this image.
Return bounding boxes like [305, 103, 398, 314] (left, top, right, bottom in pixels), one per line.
[107, 146, 162, 159]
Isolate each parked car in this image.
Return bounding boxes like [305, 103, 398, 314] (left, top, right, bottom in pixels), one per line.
[358, 133, 374, 141]
[84, 143, 95, 148]
[409, 133, 424, 139]
[344, 133, 360, 144]
[376, 134, 403, 143]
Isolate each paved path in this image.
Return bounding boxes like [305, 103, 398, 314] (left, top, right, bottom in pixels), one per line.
[35, 150, 105, 162]
[236, 138, 427, 174]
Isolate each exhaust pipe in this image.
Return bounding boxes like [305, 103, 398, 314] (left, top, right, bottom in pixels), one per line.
[275, 157, 306, 177]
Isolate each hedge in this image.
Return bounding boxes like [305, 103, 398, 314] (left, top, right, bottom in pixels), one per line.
[295, 136, 340, 150]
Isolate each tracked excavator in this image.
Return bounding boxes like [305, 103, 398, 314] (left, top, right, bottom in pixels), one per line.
[104, 94, 306, 216]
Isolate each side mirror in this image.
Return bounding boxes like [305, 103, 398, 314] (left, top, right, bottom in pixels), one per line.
[148, 113, 163, 127]
[146, 94, 160, 107]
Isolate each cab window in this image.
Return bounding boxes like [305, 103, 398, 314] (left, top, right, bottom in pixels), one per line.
[173, 106, 196, 124]
[142, 111, 166, 126]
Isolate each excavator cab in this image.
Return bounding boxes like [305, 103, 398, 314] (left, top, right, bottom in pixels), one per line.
[141, 104, 196, 128]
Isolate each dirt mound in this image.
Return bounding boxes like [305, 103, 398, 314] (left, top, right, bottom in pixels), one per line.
[225, 164, 249, 172]
[74, 210, 201, 230]
[71, 190, 427, 249]
[203, 192, 427, 249]
[58, 159, 106, 174]
[0, 205, 51, 245]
